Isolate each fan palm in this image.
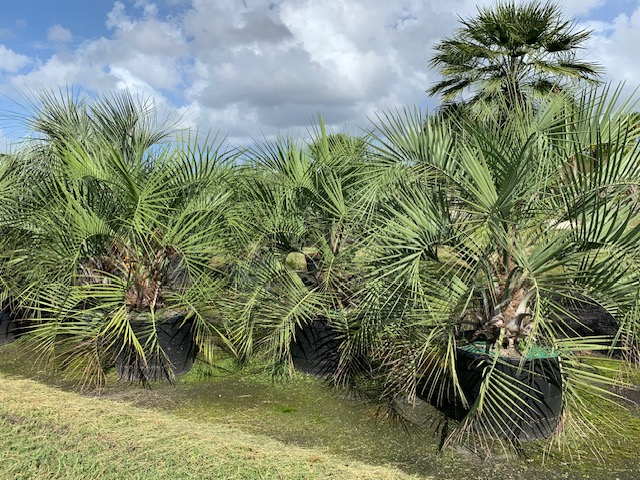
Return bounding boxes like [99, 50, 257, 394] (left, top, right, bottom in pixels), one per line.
[3, 90, 241, 389]
[428, 1, 603, 108]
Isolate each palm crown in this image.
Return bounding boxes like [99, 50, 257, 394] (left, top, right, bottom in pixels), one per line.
[428, 1, 603, 106]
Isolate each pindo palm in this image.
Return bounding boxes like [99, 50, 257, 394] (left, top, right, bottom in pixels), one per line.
[337, 86, 640, 447]
[3, 89, 241, 389]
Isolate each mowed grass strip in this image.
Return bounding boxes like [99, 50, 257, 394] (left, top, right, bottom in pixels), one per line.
[0, 374, 423, 480]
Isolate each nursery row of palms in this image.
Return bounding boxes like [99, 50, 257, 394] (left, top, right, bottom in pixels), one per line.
[1, 86, 639, 446]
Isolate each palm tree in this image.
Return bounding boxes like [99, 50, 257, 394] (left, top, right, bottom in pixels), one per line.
[338, 85, 640, 446]
[219, 88, 640, 448]
[3, 90, 241, 389]
[226, 120, 372, 375]
[428, 1, 603, 108]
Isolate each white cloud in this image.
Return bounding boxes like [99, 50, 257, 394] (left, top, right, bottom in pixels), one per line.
[47, 25, 73, 44]
[586, 6, 640, 97]
[12, 55, 83, 87]
[279, 1, 389, 96]
[0, 44, 30, 72]
[2, 0, 638, 146]
[106, 2, 137, 32]
[558, 0, 607, 17]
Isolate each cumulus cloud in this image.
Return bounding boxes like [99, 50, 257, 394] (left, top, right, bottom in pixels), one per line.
[2, 0, 639, 145]
[0, 44, 30, 72]
[559, 0, 608, 17]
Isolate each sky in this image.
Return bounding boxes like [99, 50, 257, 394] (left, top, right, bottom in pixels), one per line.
[0, 0, 639, 147]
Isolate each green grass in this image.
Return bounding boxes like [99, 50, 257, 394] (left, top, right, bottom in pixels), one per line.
[0, 343, 639, 480]
[0, 374, 419, 480]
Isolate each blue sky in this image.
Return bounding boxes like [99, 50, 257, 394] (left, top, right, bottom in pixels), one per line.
[1, 0, 640, 146]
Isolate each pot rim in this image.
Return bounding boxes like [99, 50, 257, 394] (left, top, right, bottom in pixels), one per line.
[459, 341, 558, 361]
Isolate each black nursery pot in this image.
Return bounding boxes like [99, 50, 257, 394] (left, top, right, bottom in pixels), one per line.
[0, 310, 17, 347]
[114, 310, 196, 382]
[290, 319, 340, 376]
[454, 343, 563, 441]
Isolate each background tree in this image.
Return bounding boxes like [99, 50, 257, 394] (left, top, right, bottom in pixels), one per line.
[428, 1, 603, 108]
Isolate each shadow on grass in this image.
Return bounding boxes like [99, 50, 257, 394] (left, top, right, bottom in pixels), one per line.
[0, 341, 639, 480]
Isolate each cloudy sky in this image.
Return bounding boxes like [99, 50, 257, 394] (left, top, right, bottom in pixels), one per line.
[0, 0, 639, 146]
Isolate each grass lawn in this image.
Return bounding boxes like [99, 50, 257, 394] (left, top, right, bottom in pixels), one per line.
[0, 373, 421, 480]
[0, 342, 639, 480]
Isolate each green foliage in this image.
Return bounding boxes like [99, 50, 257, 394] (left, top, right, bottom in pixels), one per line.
[225, 119, 371, 371]
[212, 90, 640, 450]
[1, 83, 639, 453]
[1, 90, 242, 388]
[428, 1, 602, 108]
[341, 86, 640, 448]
